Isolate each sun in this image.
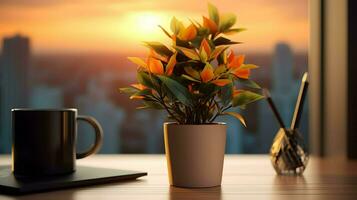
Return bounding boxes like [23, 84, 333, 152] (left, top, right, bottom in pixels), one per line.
[112, 11, 199, 53]
[119, 12, 170, 42]
[136, 13, 162, 33]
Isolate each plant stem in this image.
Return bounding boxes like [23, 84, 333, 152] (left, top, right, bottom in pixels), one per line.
[157, 86, 182, 124]
[209, 104, 232, 123]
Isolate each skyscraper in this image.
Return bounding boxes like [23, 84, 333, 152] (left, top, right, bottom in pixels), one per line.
[271, 43, 297, 124]
[0, 35, 30, 153]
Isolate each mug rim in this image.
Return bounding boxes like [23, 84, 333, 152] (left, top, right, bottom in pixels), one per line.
[12, 108, 77, 112]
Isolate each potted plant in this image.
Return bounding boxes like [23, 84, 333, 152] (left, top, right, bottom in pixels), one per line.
[120, 3, 263, 188]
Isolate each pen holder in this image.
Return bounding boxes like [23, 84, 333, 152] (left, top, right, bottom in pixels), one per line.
[270, 128, 309, 175]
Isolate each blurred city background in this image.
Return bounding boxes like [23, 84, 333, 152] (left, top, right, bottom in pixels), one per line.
[0, 0, 308, 154]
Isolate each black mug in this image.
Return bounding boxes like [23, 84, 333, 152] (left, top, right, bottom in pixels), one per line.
[11, 108, 103, 177]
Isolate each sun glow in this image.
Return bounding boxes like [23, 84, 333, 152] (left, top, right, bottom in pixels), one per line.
[136, 13, 162, 33]
[119, 12, 171, 42]
[0, 0, 308, 54]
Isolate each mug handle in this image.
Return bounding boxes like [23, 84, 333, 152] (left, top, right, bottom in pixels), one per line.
[76, 115, 103, 159]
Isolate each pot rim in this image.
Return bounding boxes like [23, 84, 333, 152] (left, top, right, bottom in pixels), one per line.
[164, 122, 226, 126]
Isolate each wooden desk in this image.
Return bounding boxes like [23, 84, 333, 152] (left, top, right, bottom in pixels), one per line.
[0, 155, 357, 199]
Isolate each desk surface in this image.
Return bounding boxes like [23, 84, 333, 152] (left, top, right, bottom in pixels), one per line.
[0, 155, 356, 200]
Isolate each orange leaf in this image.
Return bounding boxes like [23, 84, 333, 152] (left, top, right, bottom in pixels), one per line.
[200, 38, 211, 56]
[227, 50, 235, 65]
[200, 63, 214, 83]
[130, 95, 145, 100]
[211, 79, 231, 86]
[148, 57, 164, 75]
[131, 84, 147, 90]
[171, 35, 177, 46]
[165, 52, 177, 76]
[232, 68, 250, 79]
[228, 54, 245, 69]
[181, 24, 197, 41]
[149, 49, 168, 63]
[233, 89, 242, 97]
[203, 16, 218, 34]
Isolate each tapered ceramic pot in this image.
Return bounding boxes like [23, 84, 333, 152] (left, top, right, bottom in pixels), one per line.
[164, 122, 226, 188]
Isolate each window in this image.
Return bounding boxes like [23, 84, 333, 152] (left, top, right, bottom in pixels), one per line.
[0, 0, 308, 154]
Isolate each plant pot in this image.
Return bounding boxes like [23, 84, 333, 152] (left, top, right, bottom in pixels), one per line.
[164, 122, 226, 188]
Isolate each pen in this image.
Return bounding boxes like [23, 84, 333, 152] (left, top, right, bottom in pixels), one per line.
[263, 88, 286, 128]
[290, 72, 309, 130]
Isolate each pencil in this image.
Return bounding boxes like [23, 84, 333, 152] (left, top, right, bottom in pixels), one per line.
[290, 72, 309, 130]
[263, 88, 286, 128]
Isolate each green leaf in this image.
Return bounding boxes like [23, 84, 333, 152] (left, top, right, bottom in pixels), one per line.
[182, 74, 200, 82]
[219, 13, 236, 32]
[199, 83, 219, 96]
[240, 64, 259, 70]
[191, 35, 205, 49]
[162, 85, 176, 101]
[144, 42, 173, 57]
[220, 82, 233, 106]
[137, 71, 158, 89]
[223, 112, 246, 127]
[158, 25, 172, 38]
[143, 100, 164, 109]
[237, 78, 261, 89]
[239, 105, 247, 110]
[184, 66, 201, 79]
[197, 27, 210, 35]
[199, 48, 208, 62]
[175, 37, 191, 48]
[222, 28, 247, 34]
[214, 64, 227, 75]
[158, 75, 192, 106]
[128, 57, 147, 68]
[232, 90, 264, 107]
[208, 3, 220, 25]
[189, 18, 202, 28]
[217, 49, 227, 64]
[170, 17, 184, 35]
[133, 89, 152, 96]
[213, 37, 241, 46]
[119, 87, 138, 94]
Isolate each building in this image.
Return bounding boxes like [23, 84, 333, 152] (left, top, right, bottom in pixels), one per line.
[0, 35, 30, 153]
[30, 86, 64, 108]
[75, 73, 125, 153]
[271, 43, 297, 125]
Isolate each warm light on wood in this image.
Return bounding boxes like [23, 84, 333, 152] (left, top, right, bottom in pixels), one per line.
[0, 155, 356, 199]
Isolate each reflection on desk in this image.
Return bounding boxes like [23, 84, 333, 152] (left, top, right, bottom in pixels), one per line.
[0, 155, 357, 200]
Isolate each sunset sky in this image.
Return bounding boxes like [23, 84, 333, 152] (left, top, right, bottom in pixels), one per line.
[0, 0, 308, 55]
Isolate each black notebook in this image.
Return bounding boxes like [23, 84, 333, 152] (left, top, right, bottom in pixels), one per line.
[0, 165, 147, 195]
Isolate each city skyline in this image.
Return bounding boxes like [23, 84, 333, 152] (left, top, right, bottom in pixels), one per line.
[0, 34, 308, 153]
